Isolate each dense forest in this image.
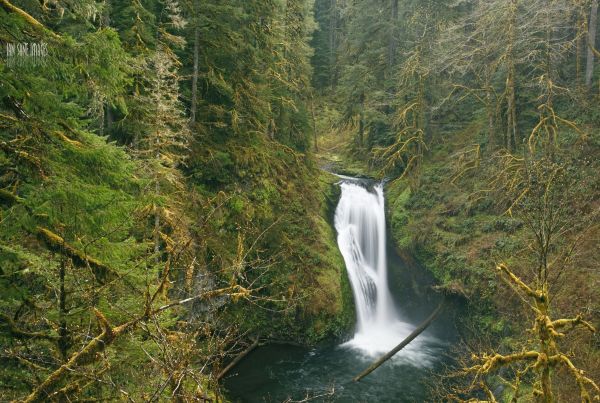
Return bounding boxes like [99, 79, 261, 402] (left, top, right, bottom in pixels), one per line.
[0, 0, 598, 402]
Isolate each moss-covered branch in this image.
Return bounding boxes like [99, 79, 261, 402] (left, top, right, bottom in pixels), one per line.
[36, 227, 114, 282]
[0, 189, 23, 207]
[465, 351, 540, 376]
[0, 0, 59, 39]
[0, 142, 45, 175]
[496, 263, 538, 300]
[551, 315, 596, 334]
[555, 354, 600, 402]
[454, 263, 599, 402]
[21, 286, 251, 401]
[22, 309, 127, 403]
[0, 312, 58, 341]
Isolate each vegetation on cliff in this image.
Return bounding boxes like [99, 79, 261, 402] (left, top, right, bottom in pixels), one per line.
[312, 0, 599, 400]
[0, 1, 351, 400]
[1, 0, 599, 401]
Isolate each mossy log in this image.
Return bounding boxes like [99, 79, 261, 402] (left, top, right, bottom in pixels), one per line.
[36, 227, 113, 282]
[0, 141, 45, 176]
[0, 189, 23, 206]
[217, 337, 260, 380]
[52, 131, 83, 147]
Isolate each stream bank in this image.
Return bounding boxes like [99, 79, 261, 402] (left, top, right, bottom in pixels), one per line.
[224, 175, 458, 402]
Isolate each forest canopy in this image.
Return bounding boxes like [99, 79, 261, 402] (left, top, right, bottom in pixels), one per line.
[1, 0, 599, 401]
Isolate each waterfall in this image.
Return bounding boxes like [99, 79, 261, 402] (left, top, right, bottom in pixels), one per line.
[334, 178, 428, 359]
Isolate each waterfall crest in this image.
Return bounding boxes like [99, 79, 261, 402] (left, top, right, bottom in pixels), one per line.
[334, 179, 429, 359]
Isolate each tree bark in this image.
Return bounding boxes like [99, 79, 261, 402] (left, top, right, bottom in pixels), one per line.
[576, 6, 585, 85]
[154, 194, 160, 266]
[506, 0, 518, 150]
[191, 24, 200, 125]
[585, 0, 599, 90]
[487, 91, 496, 149]
[311, 95, 318, 151]
[358, 93, 365, 147]
[105, 103, 113, 132]
[36, 227, 113, 282]
[388, 0, 398, 70]
[58, 257, 68, 361]
[329, 0, 337, 88]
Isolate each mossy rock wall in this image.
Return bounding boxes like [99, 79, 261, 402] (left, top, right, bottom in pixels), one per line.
[301, 173, 354, 342]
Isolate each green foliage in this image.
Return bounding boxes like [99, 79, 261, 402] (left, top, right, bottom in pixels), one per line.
[0, 0, 348, 400]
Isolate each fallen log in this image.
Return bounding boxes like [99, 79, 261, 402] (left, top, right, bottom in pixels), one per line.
[217, 337, 260, 381]
[353, 299, 445, 382]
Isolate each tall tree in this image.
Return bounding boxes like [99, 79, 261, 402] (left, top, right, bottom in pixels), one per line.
[190, 0, 200, 126]
[388, 0, 399, 72]
[329, 0, 337, 87]
[585, 0, 599, 90]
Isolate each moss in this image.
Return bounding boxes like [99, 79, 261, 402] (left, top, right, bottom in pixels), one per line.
[295, 171, 354, 344]
[36, 226, 113, 282]
[383, 139, 525, 342]
[388, 183, 412, 250]
[0, 189, 23, 206]
[207, 160, 354, 346]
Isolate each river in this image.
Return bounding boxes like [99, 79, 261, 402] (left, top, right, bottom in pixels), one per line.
[224, 177, 455, 402]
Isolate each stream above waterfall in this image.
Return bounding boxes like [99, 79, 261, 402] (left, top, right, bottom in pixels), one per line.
[224, 176, 456, 402]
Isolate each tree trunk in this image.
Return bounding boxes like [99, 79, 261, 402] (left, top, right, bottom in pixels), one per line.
[388, 0, 398, 71]
[101, 0, 111, 28]
[311, 95, 318, 151]
[154, 147, 160, 266]
[486, 91, 496, 150]
[358, 93, 365, 147]
[538, 299, 555, 403]
[329, 0, 337, 88]
[576, 6, 585, 85]
[190, 24, 200, 125]
[105, 103, 113, 131]
[358, 112, 364, 147]
[585, 0, 598, 90]
[58, 257, 68, 361]
[506, 0, 518, 151]
[507, 78, 516, 150]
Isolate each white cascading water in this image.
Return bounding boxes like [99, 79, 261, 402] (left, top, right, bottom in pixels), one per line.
[335, 179, 431, 362]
